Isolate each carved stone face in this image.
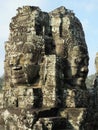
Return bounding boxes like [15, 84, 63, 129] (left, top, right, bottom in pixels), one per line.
[5, 41, 43, 85]
[95, 53, 98, 74]
[67, 46, 89, 88]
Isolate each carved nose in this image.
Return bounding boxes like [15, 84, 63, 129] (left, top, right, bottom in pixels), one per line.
[10, 57, 20, 66]
[80, 66, 88, 72]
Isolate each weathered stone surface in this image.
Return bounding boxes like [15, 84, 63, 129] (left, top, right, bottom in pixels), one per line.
[92, 53, 98, 109]
[95, 52, 98, 74]
[83, 52, 98, 130]
[34, 117, 67, 130]
[63, 88, 89, 108]
[0, 5, 94, 130]
[0, 92, 3, 109]
[60, 108, 87, 130]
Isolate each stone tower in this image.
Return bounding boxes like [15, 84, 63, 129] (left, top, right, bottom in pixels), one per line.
[0, 6, 91, 130]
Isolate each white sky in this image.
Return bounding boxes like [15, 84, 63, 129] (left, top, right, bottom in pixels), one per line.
[0, 0, 98, 76]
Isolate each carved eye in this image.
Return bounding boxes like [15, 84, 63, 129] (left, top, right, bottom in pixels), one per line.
[74, 56, 89, 66]
[75, 58, 81, 65]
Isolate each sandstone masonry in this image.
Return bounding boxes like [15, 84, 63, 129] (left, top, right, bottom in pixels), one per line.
[0, 6, 97, 130]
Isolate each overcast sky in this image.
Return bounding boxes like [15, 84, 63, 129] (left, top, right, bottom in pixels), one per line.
[0, 0, 98, 76]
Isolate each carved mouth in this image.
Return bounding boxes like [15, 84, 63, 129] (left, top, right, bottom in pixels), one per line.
[12, 66, 22, 70]
[80, 72, 87, 77]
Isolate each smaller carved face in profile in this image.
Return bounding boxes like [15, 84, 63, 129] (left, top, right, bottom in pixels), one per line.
[68, 46, 89, 88]
[95, 53, 98, 74]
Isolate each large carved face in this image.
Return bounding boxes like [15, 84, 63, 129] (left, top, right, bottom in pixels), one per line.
[5, 41, 44, 85]
[67, 46, 89, 88]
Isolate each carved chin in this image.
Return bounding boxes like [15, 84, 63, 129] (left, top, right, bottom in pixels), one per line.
[74, 77, 85, 86]
[11, 77, 27, 84]
[11, 72, 27, 84]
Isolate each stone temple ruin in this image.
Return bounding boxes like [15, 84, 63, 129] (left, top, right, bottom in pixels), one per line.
[0, 5, 98, 130]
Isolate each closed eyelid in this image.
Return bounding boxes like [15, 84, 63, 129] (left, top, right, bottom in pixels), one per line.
[75, 58, 82, 64]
